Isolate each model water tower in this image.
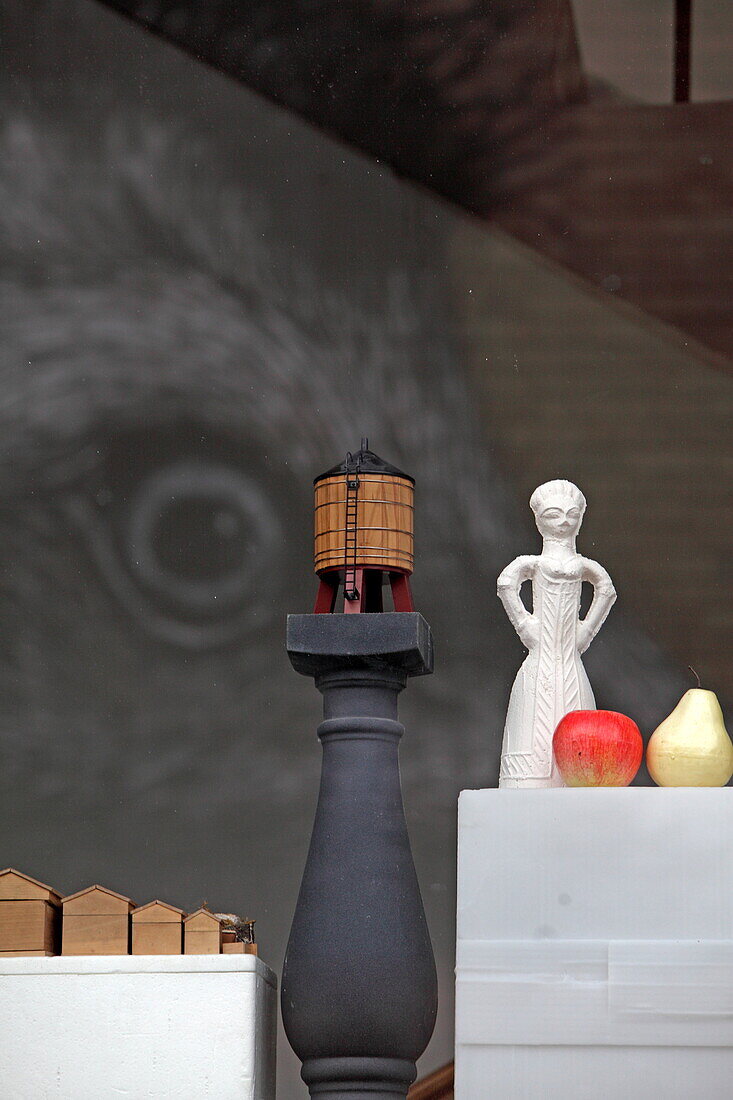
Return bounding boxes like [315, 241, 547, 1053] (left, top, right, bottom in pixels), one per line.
[313, 439, 415, 613]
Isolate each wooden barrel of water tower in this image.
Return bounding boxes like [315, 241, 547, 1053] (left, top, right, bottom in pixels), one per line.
[314, 471, 414, 576]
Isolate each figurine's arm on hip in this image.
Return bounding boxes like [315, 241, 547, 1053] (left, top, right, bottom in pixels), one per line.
[497, 555, 538, 650]
[577, 558, 616, 653]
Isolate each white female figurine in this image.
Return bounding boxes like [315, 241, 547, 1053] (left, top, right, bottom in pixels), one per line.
[497, 480, 616, 788]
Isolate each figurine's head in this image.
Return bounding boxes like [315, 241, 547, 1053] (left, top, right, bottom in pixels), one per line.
[530, 480, 586, 542]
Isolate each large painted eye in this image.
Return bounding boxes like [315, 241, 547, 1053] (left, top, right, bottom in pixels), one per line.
[123, 461, 276, 616]
[64, 430, 284, 649]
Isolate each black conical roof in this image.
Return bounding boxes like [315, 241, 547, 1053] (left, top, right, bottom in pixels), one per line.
[314, 439, 414, 484]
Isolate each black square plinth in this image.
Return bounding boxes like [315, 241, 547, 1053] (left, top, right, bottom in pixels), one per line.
[286, 612, 433, 678]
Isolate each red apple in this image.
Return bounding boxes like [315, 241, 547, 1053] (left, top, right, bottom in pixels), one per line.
[553, 710, 643, 787]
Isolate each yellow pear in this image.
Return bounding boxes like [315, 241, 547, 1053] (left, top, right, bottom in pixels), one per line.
[647, 689, 733, 787]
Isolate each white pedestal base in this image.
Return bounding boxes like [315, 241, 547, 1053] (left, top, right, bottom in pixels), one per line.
[455, 788, 733, 1099]
[0, 954, 276, 1099]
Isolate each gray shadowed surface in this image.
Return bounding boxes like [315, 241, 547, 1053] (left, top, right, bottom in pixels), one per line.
[1, 1, 690, 1094]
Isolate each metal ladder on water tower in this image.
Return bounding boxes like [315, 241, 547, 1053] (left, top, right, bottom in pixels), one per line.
[343, 460, 360, 602]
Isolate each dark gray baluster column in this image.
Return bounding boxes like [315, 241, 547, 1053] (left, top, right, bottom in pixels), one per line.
[282, 612, 438, 1100]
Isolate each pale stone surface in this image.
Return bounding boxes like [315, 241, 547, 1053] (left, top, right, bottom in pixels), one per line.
[0, 954, 276, 1099]
[455, 788, 733, 1098]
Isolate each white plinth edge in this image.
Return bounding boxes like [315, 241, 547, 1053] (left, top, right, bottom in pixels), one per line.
[0, 954, 277, 1099]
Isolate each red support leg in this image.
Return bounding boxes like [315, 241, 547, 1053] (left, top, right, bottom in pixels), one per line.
[314, 575, 338, 613]
[389, 572, 414, 612]
[317, 571, 413, 613]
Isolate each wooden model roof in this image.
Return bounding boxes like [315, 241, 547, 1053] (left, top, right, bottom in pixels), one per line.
[0, 867, 62, 904]
[184, 907, 221, 930]
[132, 899, 186, 921]
[62, 884, 135, 913]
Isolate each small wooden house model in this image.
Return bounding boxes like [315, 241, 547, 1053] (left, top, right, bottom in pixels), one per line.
[0, 868, 62, 956]
[220, 917, 258, 956]
[184, 908, 221, 954]
[62, 885, 135, 955]
[131, 900, 185, 955]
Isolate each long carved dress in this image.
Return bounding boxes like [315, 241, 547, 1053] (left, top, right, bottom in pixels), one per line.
[497, 554, 610, 788]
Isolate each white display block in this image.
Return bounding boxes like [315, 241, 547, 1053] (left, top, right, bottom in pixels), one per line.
[455, 788, 733, 1099]
[0, 954, 276, 1099]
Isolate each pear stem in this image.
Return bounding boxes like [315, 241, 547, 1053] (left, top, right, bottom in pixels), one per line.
[688, 665, 702, 689]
